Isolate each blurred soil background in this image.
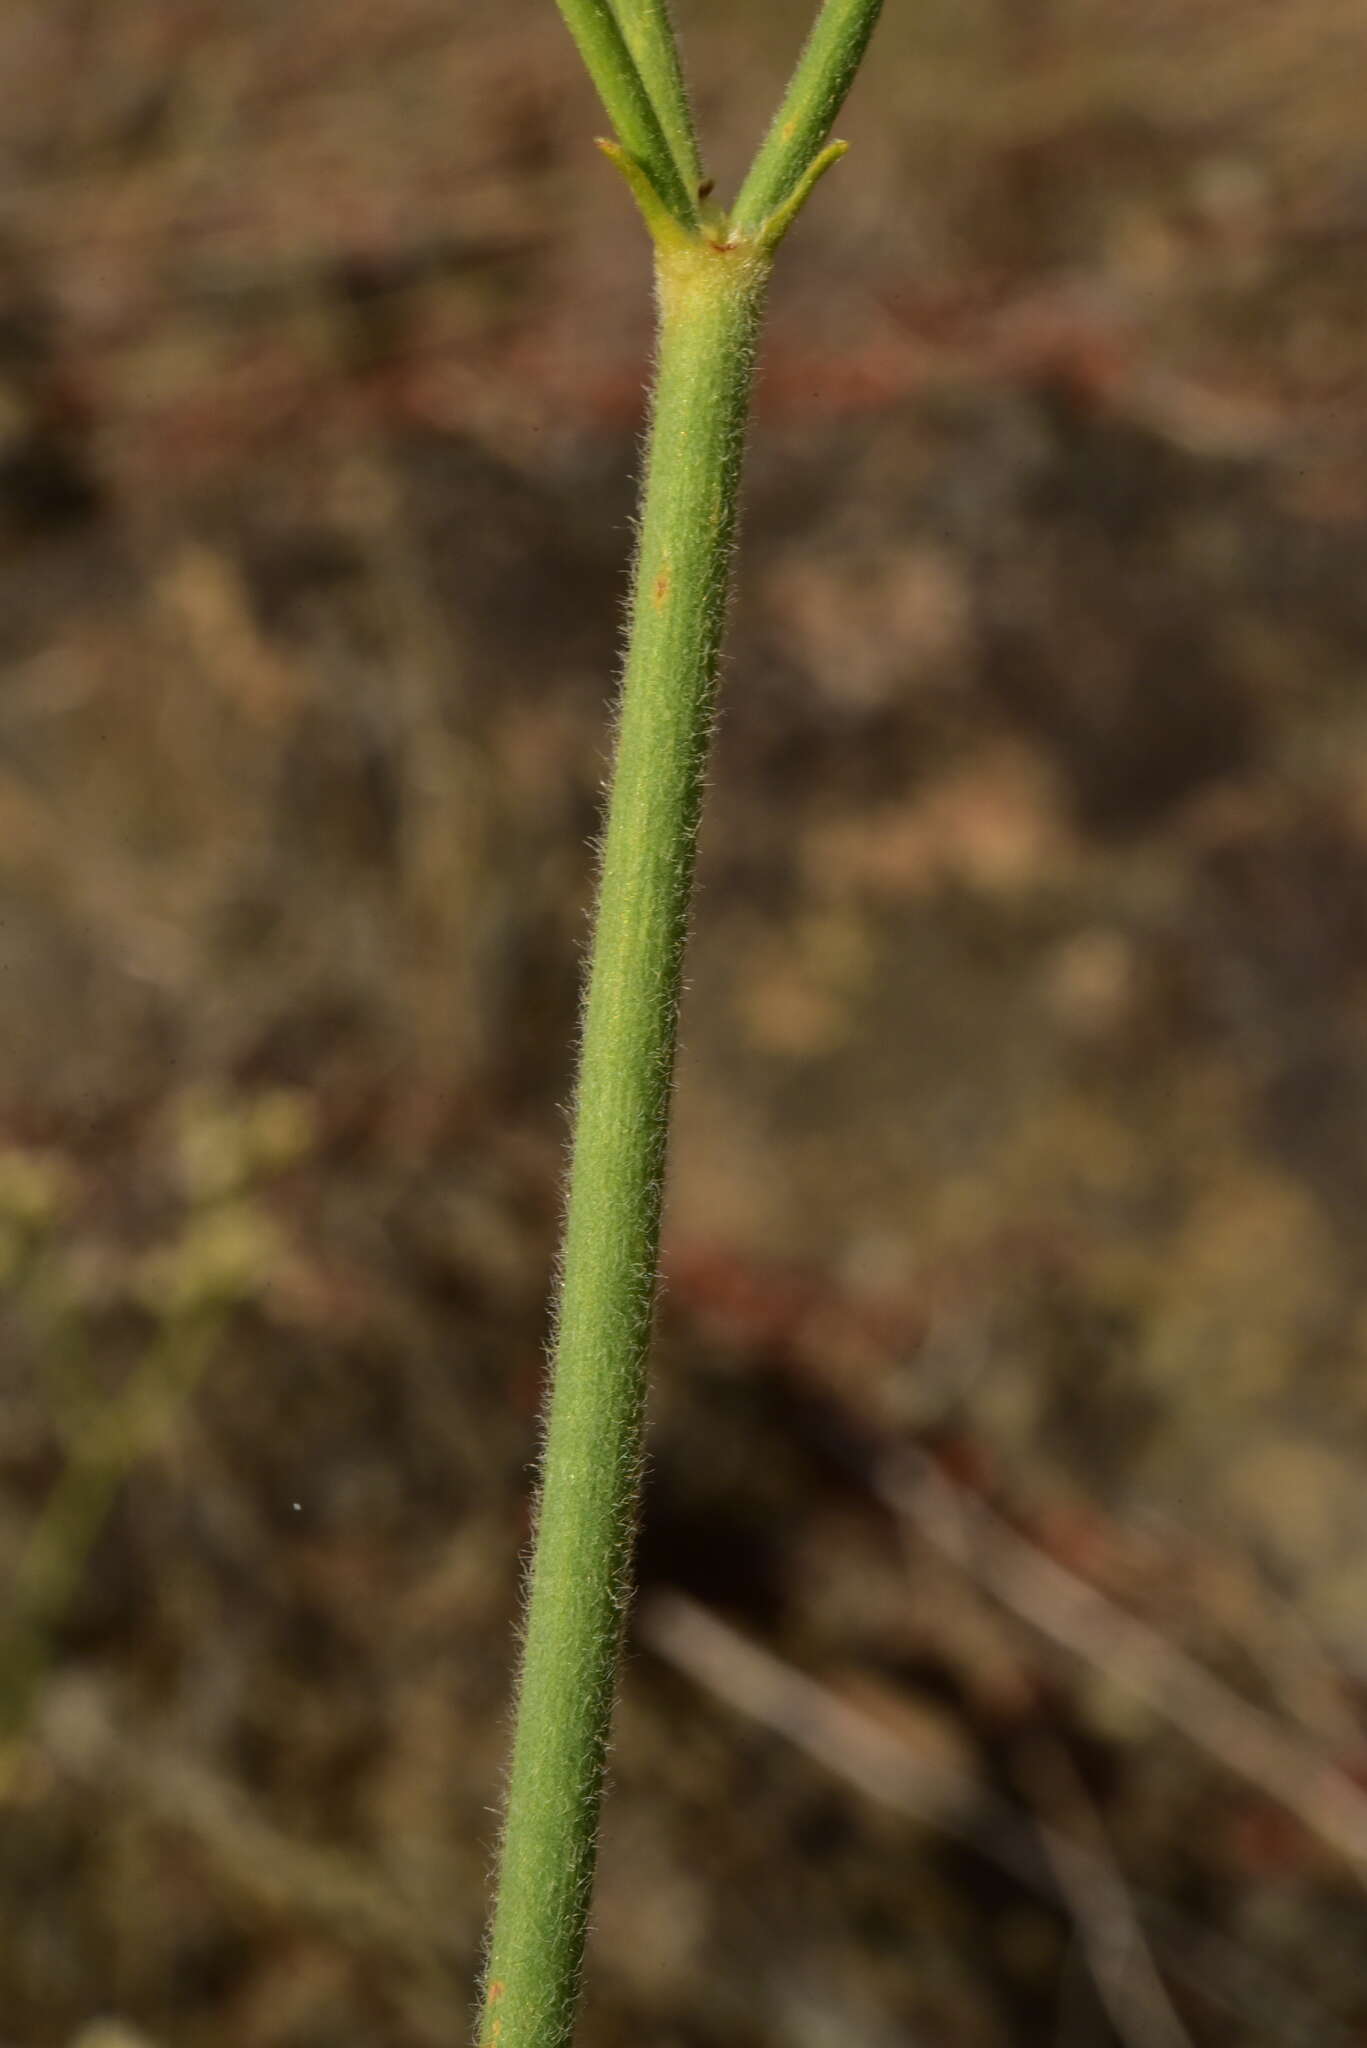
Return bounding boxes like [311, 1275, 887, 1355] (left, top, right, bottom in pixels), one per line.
[2, 1, 1367, 2042]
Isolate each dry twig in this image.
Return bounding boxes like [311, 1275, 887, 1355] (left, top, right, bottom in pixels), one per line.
[1020, 1735, 1193, 2048]
[641, 1590, 1355, 2047]
[881, 1452, 1367, 1882]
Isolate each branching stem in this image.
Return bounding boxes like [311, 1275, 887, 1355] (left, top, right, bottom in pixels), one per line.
[478, 5, 884, 2043]
[552, 0, 698, 228]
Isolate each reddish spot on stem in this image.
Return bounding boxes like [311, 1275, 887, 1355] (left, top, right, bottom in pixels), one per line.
[653, 567, 671, 608]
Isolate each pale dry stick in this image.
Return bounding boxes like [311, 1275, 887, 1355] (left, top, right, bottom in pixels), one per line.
[640, 1588, 996, 1850]
[880, 1452, 1367, 1881]
[1019, 1736, 1193, 2048]
[642, 1590, 1356, 2048]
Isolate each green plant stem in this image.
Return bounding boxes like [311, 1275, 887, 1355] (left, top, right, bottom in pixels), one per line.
[731, 0, 884, 237]
[480, 0, 886, 2035]
[0, 1311, 220, 1799]
[478, 232, 771, 2048]
[614, 0, 705, 200]
[552, 0, 698, 228]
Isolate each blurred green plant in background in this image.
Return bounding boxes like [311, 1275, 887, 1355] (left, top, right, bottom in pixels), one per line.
[1, 1091, 312, 1794]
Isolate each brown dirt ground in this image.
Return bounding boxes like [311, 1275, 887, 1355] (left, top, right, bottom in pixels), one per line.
[2, 2, 1367, 2043]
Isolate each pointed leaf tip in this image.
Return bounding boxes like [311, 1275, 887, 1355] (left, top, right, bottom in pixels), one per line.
[596, 138, 694, 248]
[757, 140, 849, 251]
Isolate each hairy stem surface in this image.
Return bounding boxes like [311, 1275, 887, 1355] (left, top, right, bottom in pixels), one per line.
[478, 235, 770, 2048]
[615, 0, 705, 199]
[480, 0, 887, 2037]
[551, 0, 698, 227]
[731, 0, 883, 237]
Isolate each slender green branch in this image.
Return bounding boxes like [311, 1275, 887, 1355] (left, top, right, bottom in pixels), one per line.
[730, 0, 884, 238]
[553, 0, 699, 228]
[613, 0, 705, 201]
